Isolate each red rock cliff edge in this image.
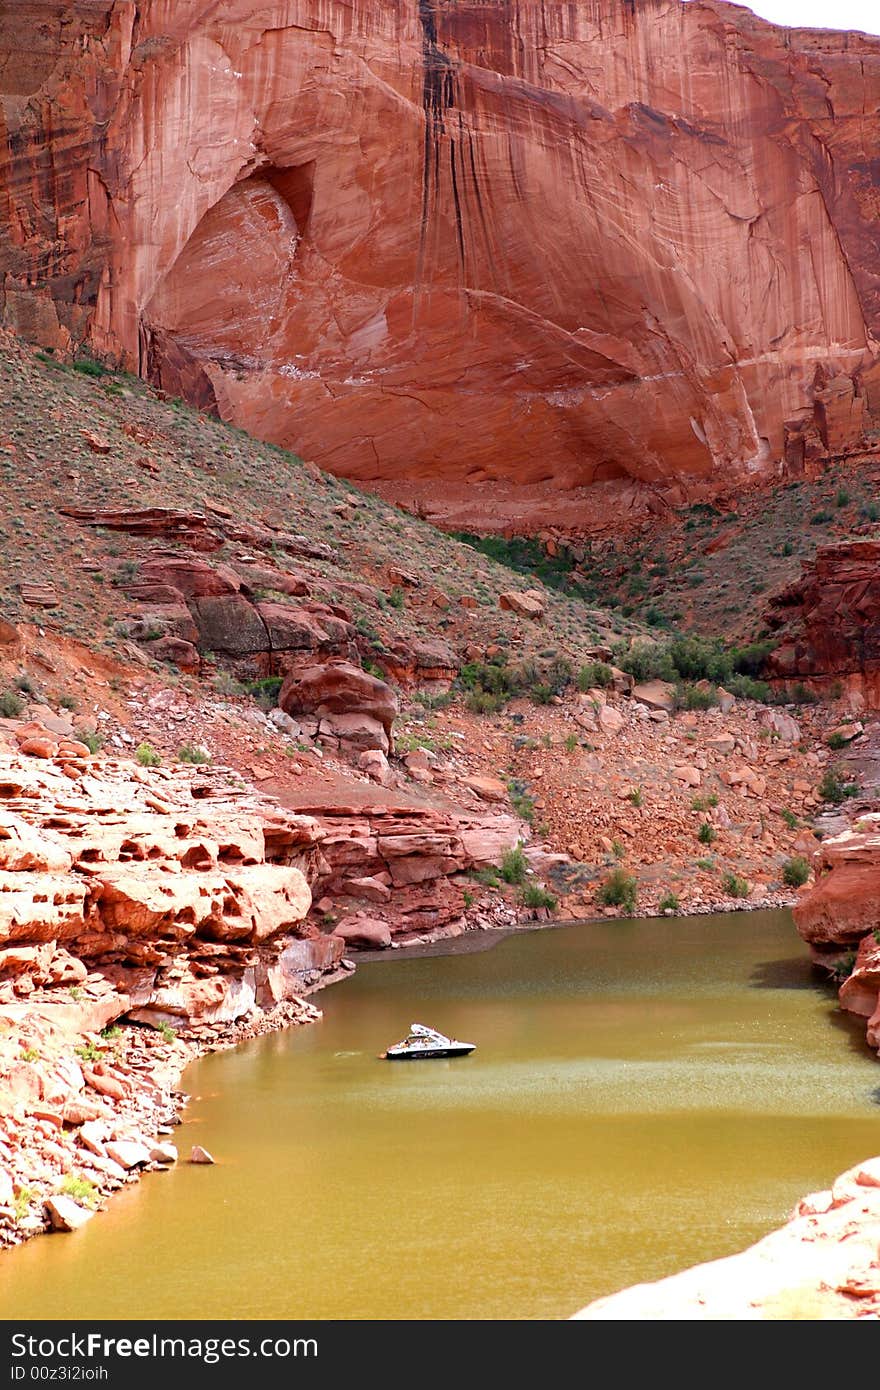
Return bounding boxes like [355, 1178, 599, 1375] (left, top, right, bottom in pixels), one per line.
[2, 1, 880, 529]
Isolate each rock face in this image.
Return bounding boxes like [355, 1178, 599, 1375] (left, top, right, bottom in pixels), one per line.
[0, 748, 335, 1028]
[793, 821, 880, 1054]
[572, 1157, 880, 1319]
[279, 661, 399, 754]
[766, 541, 880, 708]
[3, 2, 880, 530]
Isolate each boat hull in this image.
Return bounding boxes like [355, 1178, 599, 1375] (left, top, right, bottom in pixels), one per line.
[382, 1044, 475, 1061]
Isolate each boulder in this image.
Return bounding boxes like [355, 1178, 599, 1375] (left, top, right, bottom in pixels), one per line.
[105, 1139, 152, 1169]
[499, 591, 544, 620]
[631, 681, 676, 713]
[334, 916, 392, 949]
[597, 705, 624, 735]
[357, 749, 394, 785]
[149, 1143, 179, 1165]
[279, 661, 398, 745]
[44, 1196, 94, 1232]
[463, 774, 508, 803]
[190, 1145, 215, 1165]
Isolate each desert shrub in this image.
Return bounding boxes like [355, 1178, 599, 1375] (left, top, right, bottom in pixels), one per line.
[507, 782, 535, 824]
[780, 808, 799, 829]
[500, 844, 528, 885]
[136, 741, 161, 767]
[597, 868, 638, 914]
[60, 1175, 98, 1208]
[819, 767, 859, 804]
[726, 674, 772, 703]
[0, 691, 24, 717]
[178, 744, 210, 764]
[697, 822, 717, 845]
[721, 871, 750, 899]
[680, 683, 717, 710]
[658, 891, 680, 914]
[782, 856, 810, 888]
[826, 732, 848, 751]
[74, 728, 103, 754]
[577, 661, 613, 691]
[521, 883, 557, 911]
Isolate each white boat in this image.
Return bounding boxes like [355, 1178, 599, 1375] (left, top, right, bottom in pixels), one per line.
[382, 1023, 476, 1061]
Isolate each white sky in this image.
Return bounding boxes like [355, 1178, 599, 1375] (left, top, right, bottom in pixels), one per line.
[729, 1, 880, 34]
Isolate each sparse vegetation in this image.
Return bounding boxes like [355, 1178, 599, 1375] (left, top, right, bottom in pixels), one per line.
[597, 868, 638, 914]
[819, 767, 859, 804]
[14, 1187, 35, 1223]
[136, 741, 161, 767]
[658, 891, 680, 914]
[178, 743, 210, 764]
[60, 1175, 98, 1208]
[75, 729, 104, 754]
[782, 856, 810, 888]
[721, 871, 750, 899]
[0, 690, 24, 717]
[697, 822, 717, 846]
[500, 844, 528, 886]
[577, 661, 613, 691]
[521, 882, 557, 911]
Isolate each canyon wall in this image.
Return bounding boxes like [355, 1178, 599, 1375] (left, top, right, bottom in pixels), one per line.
[2, 1, 880, 528]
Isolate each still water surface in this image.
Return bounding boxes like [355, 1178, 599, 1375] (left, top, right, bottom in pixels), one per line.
[2, 910, 878, 1320]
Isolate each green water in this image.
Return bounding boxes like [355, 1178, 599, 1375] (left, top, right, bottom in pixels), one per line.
[2, 910, 878, 1320]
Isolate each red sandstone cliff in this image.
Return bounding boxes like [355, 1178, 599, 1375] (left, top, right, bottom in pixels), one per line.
[2, 1, 880, 528]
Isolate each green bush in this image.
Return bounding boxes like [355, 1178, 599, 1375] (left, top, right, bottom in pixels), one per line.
[60, 1175, 98, 1208]
[680, 683, 717, 710]
[597, 868, 638, 914]
[721, 871, 750, 899]
[500, 844, 528, 885]
[74, 728, 103, 754]
[780, 808, 799, 829]
[810, 510, 833, 525]
[577, 661, 613, 691]
[71, 356, 105, 378]
[178, 744, 210, 765]
[136, 741, 161, 767]
[819, 767, 859, 804]
[697, 822, 717, 846]
[0, 691, 24, 717]
[521, 883, 557, 911]
[726, 674, 772, 702]
[466, 690, 506, 715]
[627, 787, 643, 807]
[658, 891, 680, 914]
[826, 732, 848, 750]
[782, 856, 810, 888]
[564, 733, 579, 753]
